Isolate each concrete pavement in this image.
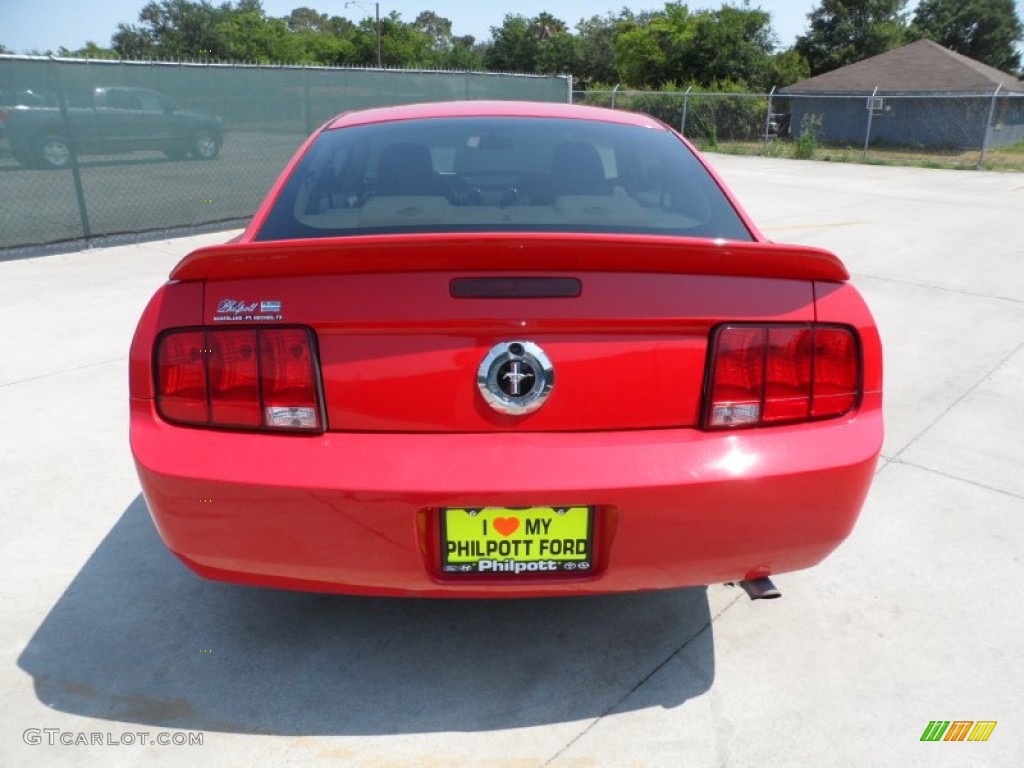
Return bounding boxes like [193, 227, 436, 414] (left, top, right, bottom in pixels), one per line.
[1, 155, 1021, 767]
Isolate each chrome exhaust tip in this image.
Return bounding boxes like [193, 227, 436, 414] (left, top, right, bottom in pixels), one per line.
[737, 576, 781, 600]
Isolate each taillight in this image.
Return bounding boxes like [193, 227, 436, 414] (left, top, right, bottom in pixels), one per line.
[259, 328, 321, 429]
[705, 324, 860, 429]
[157, 330, 209, 424]
[155, 327, 322, 432]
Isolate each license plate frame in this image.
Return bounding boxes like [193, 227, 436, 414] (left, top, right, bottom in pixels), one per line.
[440, 506, 594, 576]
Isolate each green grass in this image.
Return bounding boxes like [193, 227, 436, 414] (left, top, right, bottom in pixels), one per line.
[995, 140, 1024, 156]
[701, 139, 1024, 172]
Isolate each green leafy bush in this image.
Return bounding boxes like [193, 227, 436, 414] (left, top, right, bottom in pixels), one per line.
[793, 113, 823, 160]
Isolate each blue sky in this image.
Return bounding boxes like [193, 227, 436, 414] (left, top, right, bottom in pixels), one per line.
[1, 1, 828, 54]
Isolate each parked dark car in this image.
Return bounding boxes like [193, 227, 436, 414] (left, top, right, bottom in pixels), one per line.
[3, 86, 223, 169]
[0, 88, 55, 150]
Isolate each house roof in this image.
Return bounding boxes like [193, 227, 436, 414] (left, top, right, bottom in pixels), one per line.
[780, 39, 1024, 94]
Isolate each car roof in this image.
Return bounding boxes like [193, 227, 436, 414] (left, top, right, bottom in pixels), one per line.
[325, 100, 670, 132]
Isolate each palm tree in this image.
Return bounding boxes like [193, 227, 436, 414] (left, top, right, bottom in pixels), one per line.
[533, 12, 566, 41]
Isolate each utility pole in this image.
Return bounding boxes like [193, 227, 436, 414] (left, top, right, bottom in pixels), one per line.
[345, 2, 382, 68]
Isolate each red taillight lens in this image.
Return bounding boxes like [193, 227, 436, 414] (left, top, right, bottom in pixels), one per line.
[811, 328, 859, 418]
[706, 324, 859, 429]
[157, 330, 209, 424]
[208, 329, 261, 427]
[763, 326, 813, 423]
[708, 326, 766, 427]
[155, 327, 322, 432]
[259, 328, 320, 429]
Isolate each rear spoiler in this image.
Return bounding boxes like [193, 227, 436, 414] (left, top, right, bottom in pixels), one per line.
[170, 233, 850, 283]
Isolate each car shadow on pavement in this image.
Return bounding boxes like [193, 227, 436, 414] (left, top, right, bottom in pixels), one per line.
[17, 495, 715, 735]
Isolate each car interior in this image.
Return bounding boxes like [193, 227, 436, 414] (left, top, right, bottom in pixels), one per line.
[258, 116, 752, 241]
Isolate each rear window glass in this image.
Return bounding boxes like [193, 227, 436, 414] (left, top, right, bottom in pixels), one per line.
[255, 116, 752, 242]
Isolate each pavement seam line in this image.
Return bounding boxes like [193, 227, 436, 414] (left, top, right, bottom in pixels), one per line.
[851, 271, 1023, 305]
[892, 339, 1024, 462]
[0, 357, 127, 388]
[889, 458, 1024, 502]
[874, 455, 896, 477]
[541, 591, 744, 767]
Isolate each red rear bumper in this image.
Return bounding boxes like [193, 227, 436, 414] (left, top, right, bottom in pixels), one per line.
[131, 395, 882, 597]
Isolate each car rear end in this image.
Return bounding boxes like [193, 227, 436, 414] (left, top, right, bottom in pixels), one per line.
[129, 103, 882, 597]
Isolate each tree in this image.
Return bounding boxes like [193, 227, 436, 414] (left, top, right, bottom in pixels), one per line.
[536, 30, 578, 75]
[112, 0, 350, 64]
[287, 14, 356, 65]
[375, 11, 433, 68]
[613, 3, 778, 89]
[574, 14, 619, 86]
[409, 11, 483, 69]
[105, 1, 483, 68]
[527, 12, 576, 74]
[533, 12, 566, 40]
[485, 14, 542, 72]
[613, 4, 693, 88]
[94, 0, 794, 82]
[58, 41, 119, 59]
[113, 0, 232, 59]
[441, 35, 484, 70]
[112, 25, 158, 59]
[217, 11, 305, 63]
[682, 5, 776, 89]
[413, 10, 452, 51]
[140, 0, 232, 57]
[795, 0, 910, 75]
[770, 49, 811, 87]
[912, 0, 1022, 73]
[285, 7, 330, 33]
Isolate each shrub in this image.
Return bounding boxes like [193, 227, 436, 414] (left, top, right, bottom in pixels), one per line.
[793, 113, 823, 160]
[703, 123, 719, 150]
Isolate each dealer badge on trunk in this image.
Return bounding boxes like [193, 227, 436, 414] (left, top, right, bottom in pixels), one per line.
[478, 341, 554, 415]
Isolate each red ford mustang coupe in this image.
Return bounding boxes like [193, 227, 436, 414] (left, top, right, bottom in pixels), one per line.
[130, 101, 882, 598]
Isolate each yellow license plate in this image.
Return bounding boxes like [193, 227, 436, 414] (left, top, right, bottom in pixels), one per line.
[441, 506, 593, 575]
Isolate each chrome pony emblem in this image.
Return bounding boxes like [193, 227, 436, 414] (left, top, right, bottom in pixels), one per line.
[478, 341, 554, 415]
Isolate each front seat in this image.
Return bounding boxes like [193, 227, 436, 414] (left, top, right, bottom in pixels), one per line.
[374, 142, 450, 198]
[550, 141, 612, 197]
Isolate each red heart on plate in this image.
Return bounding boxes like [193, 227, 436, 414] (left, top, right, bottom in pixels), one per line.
[493, 517, 520, 537]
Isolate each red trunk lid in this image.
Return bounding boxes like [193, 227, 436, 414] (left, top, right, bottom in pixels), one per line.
[180, 235, 838, 432]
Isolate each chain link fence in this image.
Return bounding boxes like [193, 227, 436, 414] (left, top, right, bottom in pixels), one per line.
[574, 88, 1024, 170]
[0, 55, 570, 253]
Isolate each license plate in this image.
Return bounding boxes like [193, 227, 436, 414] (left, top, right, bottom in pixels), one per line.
[441, 506, 593, 575]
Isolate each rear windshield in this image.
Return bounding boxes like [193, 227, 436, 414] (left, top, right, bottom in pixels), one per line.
[255, 116, 753, 242]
